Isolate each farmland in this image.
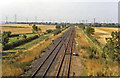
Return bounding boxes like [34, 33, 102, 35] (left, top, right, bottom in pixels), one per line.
[1, 24, 56, 34]
[93, 27, 118, 45]
[76, 25, 119, 76]
[1, 23, 70, 76]
[1, 23, 120, 77]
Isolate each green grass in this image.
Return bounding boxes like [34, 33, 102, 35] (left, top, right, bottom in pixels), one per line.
[2, 33, 52, 59]
[2, 28, 64, 58]
[8, 34, 38, 44]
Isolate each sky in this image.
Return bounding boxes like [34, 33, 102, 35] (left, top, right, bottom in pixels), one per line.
[0, 0, 119, 23]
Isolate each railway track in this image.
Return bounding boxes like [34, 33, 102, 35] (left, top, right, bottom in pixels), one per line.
[30, 26, 75, 78]
[56, 27, 75, 78]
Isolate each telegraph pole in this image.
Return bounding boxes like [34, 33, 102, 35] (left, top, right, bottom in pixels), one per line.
[26, 18, 28, 23]
[79, 20, 81, 24]
[35, 16, 37, 23]
[94, 18, 96, 24]
[14, 14, 17, 23]
[86, 20, 88, 24]
[6, 16, 8, 23]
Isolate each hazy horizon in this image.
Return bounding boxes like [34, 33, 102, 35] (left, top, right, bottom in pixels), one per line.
[0, 0, 119, 23]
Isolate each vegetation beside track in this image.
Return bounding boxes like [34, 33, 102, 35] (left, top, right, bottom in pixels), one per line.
[2, 24, 70, 76]
[76, 24, 119, 76]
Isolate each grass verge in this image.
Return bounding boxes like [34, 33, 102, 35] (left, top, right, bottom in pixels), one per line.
[2, 27, 70, 76]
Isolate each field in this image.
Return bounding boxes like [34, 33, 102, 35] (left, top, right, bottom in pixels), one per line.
[93, 27, 118, 45]
[1, 24, 56, 34]
[76, 26, 119, 76]
[1, 24, 119, 76]
[1, 23, 70, 76]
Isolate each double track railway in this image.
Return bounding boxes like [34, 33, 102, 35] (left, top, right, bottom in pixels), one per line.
[31, 26, 75, 78]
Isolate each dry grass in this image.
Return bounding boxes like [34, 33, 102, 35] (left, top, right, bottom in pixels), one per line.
[86, 59, 103, 76]
[93, 27, 118, 45]
[2, 27, 70, 76]
[107, 61, 119, 76]
[37, 25, 56, 32]
[76, 28, 91, 47]
[1, 24, 56, 34]
[2, 63, 24, 76]
[76, 26, 119, 76]
[75, 27, 91, 58]
[2, 27, 33, 34]
[93, 27, 118, 33]
[76, 27, 103, 76]
[84, 56, 119, 76]
[1, 24, 31, 27]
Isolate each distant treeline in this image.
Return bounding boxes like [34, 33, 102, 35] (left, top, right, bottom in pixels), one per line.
[5, 22, 71, 25]
[77, 23, 120, 28]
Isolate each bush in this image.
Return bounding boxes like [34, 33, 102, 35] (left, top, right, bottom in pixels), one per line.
[3, 35, 38, 50]
[13, 62, 31, 72]
[86, 26, 95, 35]
[78, 25, 85, 30]
[23, 34, 27, 39]
[10, 34, 19, 37]
[101, 52, 106, 59]
[54, 30, 61, 36]
[2, 31, 11, 46]
[46, 29, 53, 33]
[103, 31, 120, 63]
[85, 47, 97, 59]
[88, 53, 94, 59]
[44, 32, 47, 35]
[61, 24, 66, 28]
[45, 37, 49, 41]
[56, 25, 61, 29]
[17, 37, 19, 39]
[3, 31, 11, 37]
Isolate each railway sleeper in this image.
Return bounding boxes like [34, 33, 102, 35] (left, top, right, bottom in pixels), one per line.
[65, 52, 72, 55]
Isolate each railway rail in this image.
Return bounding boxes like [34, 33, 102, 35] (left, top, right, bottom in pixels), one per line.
[30, 26, 75, 78]
[56, 27, 75, 78]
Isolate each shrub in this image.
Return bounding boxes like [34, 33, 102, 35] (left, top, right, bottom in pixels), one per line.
[54, 30, 61, 36]
[13, 62, 31, 72]
[3, 35, 38, 50]
[86, 26, 95, 35]
[17, 37, 19, 39]
[61, 24, 66, 28]
[56, 25, 61, 29]
[45, 37, 49, 41]
[78, 25, 85, 30]
[2, 31, 11, 46]
[23, 34, 27, 39]
[46, 29, 53, 33]
[10, 34, 19, 37]
[88, 53, 94, 59]
[101, 52, 106, 59]
[103, 31, 120, 63]
[32, 24, 41, 36]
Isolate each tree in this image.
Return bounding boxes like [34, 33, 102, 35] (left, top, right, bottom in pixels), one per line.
[46, 29, 53, 33]
[54, 30, 61, 36]
[56, 25, 61, 29]
[81, 25, 85, 30]
[2, 31, 11, 46]
[23, 34, 27, 39]
[103, 31, 120, 63]
[61, 24, 66, 28]
[32, 24, 41, 36]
